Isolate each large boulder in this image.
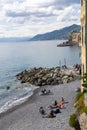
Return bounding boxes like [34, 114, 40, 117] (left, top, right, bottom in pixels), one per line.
[16, 67, 80, 86]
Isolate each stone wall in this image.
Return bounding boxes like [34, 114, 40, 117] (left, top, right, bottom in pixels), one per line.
[79, 94, 87, 130]
[84, 94, 87, 106]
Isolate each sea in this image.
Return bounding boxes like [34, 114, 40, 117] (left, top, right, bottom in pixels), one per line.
[0, 40, 81, 114]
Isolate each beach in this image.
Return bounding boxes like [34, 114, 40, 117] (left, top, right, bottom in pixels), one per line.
[0, 80, 80, 130]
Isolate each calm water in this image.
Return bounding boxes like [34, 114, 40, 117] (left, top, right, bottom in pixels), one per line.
[0, 40, 81, 113]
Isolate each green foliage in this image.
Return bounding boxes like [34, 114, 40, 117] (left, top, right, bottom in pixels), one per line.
[75, 93, 84, 114]
[69, 113, 81, 130]
[84, 106, 87, 114]
[75, 92, 84, 101]
[6, 86, 10, 90]
[69, 113, 77, 128]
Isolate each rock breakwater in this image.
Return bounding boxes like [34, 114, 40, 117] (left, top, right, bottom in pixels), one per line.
[16, 67, 80, 86]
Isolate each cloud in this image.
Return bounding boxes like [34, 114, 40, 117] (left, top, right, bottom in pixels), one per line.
[54, 0, 80, 6]
[57, 4, 80, 22]
[1, 0, 24, 4]
[6, 10, 30, 17]
[0, 0, 80, 38]
[41, 0, 80, 10]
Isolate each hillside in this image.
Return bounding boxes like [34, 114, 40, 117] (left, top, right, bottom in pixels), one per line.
[30, 24, 80, 41]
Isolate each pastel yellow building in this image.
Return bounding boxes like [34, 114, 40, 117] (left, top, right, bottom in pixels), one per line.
[81, 0, 87, 91]
[71, 31, 81, 43]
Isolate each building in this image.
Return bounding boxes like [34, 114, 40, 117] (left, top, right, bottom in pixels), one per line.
[81, 0, 87, 91]
[70, 31, 81, 43]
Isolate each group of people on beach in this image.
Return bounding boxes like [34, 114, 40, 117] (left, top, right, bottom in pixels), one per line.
[39, 96, 68, 118]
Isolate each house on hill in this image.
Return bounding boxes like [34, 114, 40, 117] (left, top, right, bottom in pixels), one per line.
[69, 31, 81, 45]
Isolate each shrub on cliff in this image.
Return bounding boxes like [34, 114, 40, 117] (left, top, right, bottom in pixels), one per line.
[69, 113, 81, 130]
[69, 113, 77, 128]
[75, 92, 83, 101]
[74, 92, 84, 114]
[84, 106, 87, 114]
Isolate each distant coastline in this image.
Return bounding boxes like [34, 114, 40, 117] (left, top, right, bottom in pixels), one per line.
[0, 37, 31, 43]
[0, 24, 80, 43]
[30, 24, 80, 41]
[57, 41, 78, 47]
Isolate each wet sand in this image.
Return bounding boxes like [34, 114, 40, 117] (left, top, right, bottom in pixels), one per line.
[0, 80, 80, 130]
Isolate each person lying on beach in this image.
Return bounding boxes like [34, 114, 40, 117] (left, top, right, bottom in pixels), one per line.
[57, 101, 64, 108]
[48, 105, 61, 112]
[42, 110, 56, 118]
[48, 105, 58, 109]
[39, 106, 46, 115]
[51, 108, 61, 114]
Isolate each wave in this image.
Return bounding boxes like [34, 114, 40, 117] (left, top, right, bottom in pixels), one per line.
[0, 91, 33, 114]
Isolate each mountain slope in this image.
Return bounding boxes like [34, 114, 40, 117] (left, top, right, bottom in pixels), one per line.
[30, 24, 80, 41]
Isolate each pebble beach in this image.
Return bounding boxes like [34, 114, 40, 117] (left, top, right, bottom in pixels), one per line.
[0, 80, 80, 130]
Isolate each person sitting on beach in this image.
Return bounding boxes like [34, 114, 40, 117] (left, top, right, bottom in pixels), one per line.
[48, 100, 61, 109]
[53, 100, 58, 106]
[61, 97, 69, 104]
[49, 98, 68, 110]
[41, 88, 51, 95]
[39, 106, 46, 115]
[61, 97, 65, 103]
[53, 100, 64, 108]
[50, 100, 58, 107]
[42, 110, 56, 118]
[50, 101, 64, 109]
[41, 88, 47, 94]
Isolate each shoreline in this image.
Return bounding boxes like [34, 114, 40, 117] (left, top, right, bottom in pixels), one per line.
[0, 63, 81, 118]
[0, 86, 40, 118]
[0, 80, 81, 130]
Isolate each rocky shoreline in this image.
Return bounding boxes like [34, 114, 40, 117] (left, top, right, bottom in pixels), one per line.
[16, 66, 80, 86]
[57, 41, 77, 47]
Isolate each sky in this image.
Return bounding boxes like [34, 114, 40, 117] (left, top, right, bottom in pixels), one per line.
[0, 0, 80, 38]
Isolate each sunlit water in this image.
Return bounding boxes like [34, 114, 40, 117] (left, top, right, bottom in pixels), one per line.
[0, 40, 81, 113]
